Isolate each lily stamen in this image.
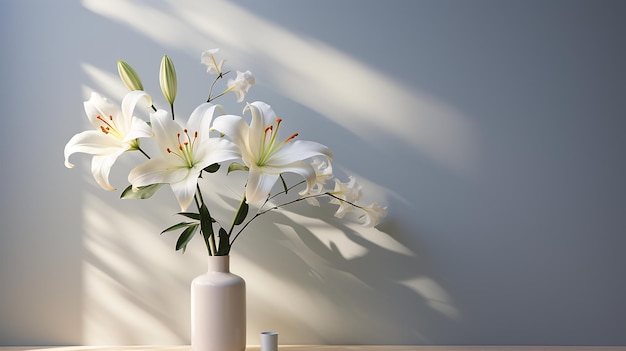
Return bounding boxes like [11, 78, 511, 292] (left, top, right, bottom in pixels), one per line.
[256, 116, 301, 167]
[266, 118, 282, 149]
[170, 130, 200, 167]
[96, 115, 122, 138]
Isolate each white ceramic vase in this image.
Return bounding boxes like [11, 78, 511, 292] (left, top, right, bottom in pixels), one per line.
[191, 255, 246, 351]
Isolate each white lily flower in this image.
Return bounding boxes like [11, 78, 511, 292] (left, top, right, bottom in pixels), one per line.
[359, 203, 387, 227]
[302, 157, 333, 206]
[64, 91, 153, 190]
[128, 103, 240, 211]
[329, 176, 362, 219]
[201, 48, 225, 76]
[226, 70, 255, 102]
[212, 101, 332, 205]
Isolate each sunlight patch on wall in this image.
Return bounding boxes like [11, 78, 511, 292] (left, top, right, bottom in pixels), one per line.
[81, 63, 126, 100]
[82, 191, 194, 344]
[82, 0, 476, 175]
[81, 0, 204, 53]
[174, 0, 477, 175]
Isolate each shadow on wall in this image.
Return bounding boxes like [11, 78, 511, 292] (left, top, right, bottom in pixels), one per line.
[77, 0, 474, 345]
[235, 208, 458, 344]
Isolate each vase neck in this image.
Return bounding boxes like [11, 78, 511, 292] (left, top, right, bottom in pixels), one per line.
[207, 255, 230, 273]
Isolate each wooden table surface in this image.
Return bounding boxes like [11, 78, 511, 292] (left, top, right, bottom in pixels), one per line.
[1, 346, 625, 351]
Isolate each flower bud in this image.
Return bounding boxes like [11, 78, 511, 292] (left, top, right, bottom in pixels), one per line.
[117, 60, 144, 91]
[159, 55, 177, 105]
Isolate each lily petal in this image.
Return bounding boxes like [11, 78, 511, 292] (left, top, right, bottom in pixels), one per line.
[126, 116, 154, 141]
[262, 160, 317, 197]
[83, 92, 120, 129]
[91, 151, 125, 190]
[64, 130, 128, 168]
[266, 140, 332, 166]
[198, 138, 242, 168]
[211, 114, 250, 150]
[188, 103, 222, 145]
[246, 167, 280, 204]
[149, 109, 180, 153]
[129, 158, 190, 188]
[170, 170, 203, 211]
[246, 101, 275, 153]
[121, 91, 153, 140]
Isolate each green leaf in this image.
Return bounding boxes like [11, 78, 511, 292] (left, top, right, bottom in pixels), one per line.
[233, 201, 249, 226]
[177, 212, 200, 220]
[120, 183, 163, 199]
[161, 222, 194, 234]
[199, 203, 214, 246]
[227, 162, 249, 174]
[203, 163, 220, 173]
[217, 227, 230, 255]
[175, 223, 198, 252]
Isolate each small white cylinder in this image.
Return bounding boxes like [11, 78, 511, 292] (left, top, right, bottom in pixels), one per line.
[260, 331, 278, 351]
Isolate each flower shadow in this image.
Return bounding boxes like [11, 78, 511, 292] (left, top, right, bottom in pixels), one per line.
[220, 190, 458, 344]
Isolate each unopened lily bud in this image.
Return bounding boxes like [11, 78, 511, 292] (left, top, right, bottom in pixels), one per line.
[117, 60, 144, 91]
[159, 55, 177, 105]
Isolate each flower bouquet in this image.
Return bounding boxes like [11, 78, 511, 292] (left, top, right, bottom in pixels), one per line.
[64, 48, 386, 256]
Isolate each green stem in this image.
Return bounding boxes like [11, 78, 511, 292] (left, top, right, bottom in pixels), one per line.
[206, 74, 220, 103]
[229, 212, 261, 248]
[137, 147, 151, 159]
[206, 71, 230, 103]
[229, 191, 362, 249]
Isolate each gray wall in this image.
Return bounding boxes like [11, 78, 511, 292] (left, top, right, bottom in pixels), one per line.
[1, 0, 625, 346]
